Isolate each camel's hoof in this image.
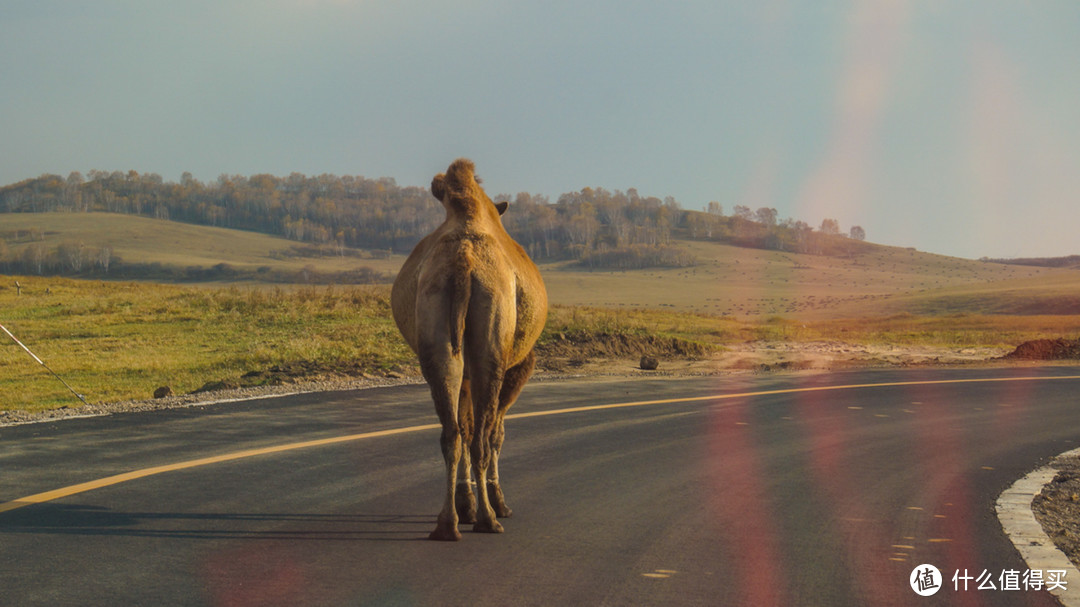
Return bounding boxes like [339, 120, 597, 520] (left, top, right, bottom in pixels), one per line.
[456, 493, 478, 524]
[428, 526, 463, 541]
[487, 484, 512, 518]
[472, 519, 504, 534]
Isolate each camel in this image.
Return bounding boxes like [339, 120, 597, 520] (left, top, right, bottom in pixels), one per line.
[391, 158, 548, 541]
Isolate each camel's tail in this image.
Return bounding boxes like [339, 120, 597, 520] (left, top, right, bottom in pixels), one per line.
[449, 246, 473, 356]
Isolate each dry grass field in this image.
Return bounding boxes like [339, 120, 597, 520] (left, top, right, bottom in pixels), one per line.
[542, 239, 1071, 319]
[5, 212, 1074, 322]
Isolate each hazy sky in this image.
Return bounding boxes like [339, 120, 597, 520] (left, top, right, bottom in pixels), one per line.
[2, 0, 1078, 259]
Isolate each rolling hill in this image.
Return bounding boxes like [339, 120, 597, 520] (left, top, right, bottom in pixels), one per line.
[2, 211, 1077, 320]
[543, 239, 1077, 319]
[0, 212, 406, 281]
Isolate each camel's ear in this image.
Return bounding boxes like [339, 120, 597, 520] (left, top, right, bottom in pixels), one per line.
[431, 173, 447, 201]
[495, 201, 508, 216]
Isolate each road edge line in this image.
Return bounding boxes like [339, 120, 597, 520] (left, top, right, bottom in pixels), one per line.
[996, 447, 1080, 606]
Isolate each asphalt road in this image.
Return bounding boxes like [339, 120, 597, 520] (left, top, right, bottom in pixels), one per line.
[2, 367, 1080, 606]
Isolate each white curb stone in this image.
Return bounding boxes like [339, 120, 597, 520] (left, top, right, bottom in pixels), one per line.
[997, 447, 1080, 606]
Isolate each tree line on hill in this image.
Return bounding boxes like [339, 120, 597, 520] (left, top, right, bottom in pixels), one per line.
[981, 255, 1080, 269]
[0, 170, 868, 280]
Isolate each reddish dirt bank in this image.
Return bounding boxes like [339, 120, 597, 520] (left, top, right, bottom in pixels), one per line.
[1004, 338, 1080, 361]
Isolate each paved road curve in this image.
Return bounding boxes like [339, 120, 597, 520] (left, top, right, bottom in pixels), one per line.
[2, 367, 1080, 606]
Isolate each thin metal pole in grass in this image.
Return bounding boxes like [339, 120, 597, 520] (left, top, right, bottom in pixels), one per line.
[0, 322, 89, 406]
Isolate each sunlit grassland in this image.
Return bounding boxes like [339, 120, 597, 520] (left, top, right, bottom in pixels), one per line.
[1, 278, 411, 412]
[806, 313, 1080, 347]
[545, 305, 1080, 349]
[3, 276, 1079, 414]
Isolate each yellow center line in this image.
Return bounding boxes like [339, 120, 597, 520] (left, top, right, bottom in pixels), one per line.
[0, 424, 438, 514]
[2, 374, 1078, 515]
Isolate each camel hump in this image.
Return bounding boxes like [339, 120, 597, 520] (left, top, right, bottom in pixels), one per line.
[431, 158, 476, 201]
[446, 158, 477, 185]
[432, 158, 498, 221]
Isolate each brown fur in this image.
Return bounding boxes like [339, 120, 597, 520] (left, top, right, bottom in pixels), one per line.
[391, 158, 548, 541]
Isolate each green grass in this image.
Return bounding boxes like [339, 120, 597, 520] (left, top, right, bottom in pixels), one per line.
[2, 280, 825, 412]
[1, 278, 412, 412]
[543, 305, 804, 345]
[4, 271, 1080, 414]
[543, 305, 1080, 354]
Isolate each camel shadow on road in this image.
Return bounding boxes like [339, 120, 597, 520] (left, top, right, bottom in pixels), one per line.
[0, 503, 433, 542]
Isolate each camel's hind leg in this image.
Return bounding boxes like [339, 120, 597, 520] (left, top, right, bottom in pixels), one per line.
[418, 343, 465, 541]
[454, 379, 477, 524]
[468, 365, 506, 534]
[487, 350, 535, 518]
